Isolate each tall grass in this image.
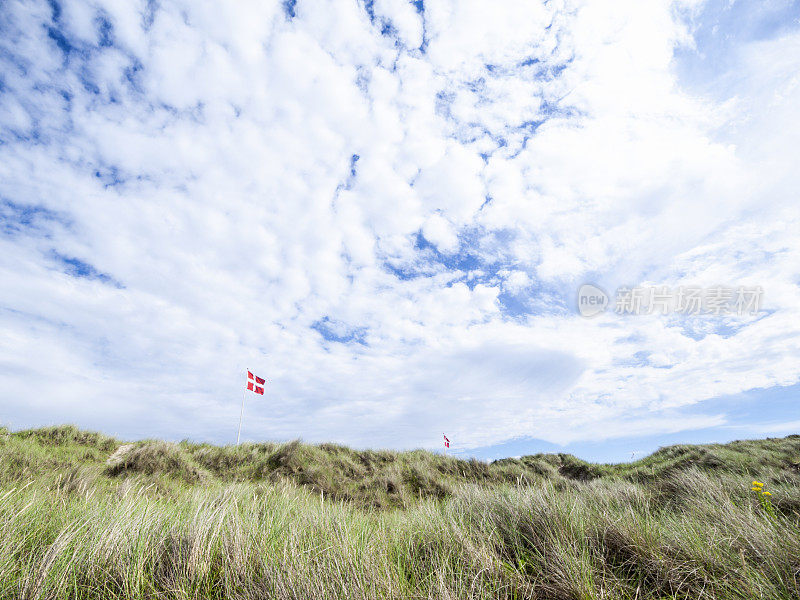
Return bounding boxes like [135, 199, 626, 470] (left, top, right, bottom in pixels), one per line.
[0, 426, 798, 599]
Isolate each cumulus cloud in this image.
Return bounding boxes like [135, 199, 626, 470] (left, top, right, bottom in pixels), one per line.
[0, 0, 798, 449]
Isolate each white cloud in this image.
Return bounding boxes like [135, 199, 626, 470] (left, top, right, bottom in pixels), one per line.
[0, 0, 798, 449]
[373, 0, 424, 49]
[421, 213, 458, 253]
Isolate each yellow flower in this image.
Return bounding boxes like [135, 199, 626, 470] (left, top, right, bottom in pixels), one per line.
[762, 491, 771, 496]
[751, 487, 761, 491]
[752, 481, 764, 487]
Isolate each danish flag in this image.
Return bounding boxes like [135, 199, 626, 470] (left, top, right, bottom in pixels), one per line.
[246, 370, 266, 395]
[443, 433, 450, 448]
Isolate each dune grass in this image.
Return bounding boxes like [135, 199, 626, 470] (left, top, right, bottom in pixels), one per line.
[0, 425, 798, 599]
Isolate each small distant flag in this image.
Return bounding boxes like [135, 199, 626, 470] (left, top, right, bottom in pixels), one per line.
[246, 370, 266, 395]
[443, 433, 450, 448]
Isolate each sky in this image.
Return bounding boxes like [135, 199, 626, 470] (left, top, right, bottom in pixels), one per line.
[1, 0, 799, 461]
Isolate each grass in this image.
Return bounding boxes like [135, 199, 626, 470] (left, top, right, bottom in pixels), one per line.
[0, 425, 799, 599]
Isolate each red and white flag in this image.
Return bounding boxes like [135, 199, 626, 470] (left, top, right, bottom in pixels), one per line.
[443, 433, 450, 448]
[246, 370, 266, 395]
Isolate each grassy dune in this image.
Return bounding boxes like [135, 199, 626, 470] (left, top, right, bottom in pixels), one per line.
[0, 425, 799, 599]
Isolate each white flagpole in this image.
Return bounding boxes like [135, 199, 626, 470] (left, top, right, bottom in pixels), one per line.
[236, 370, 247, 446]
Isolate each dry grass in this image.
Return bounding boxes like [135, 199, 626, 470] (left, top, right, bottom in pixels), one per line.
[0, 426, 798, 599]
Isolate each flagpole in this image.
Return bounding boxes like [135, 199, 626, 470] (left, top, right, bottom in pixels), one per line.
[236, 370, 247, 446]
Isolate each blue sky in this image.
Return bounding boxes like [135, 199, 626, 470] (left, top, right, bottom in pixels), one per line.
[1, 0, 799, 461]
